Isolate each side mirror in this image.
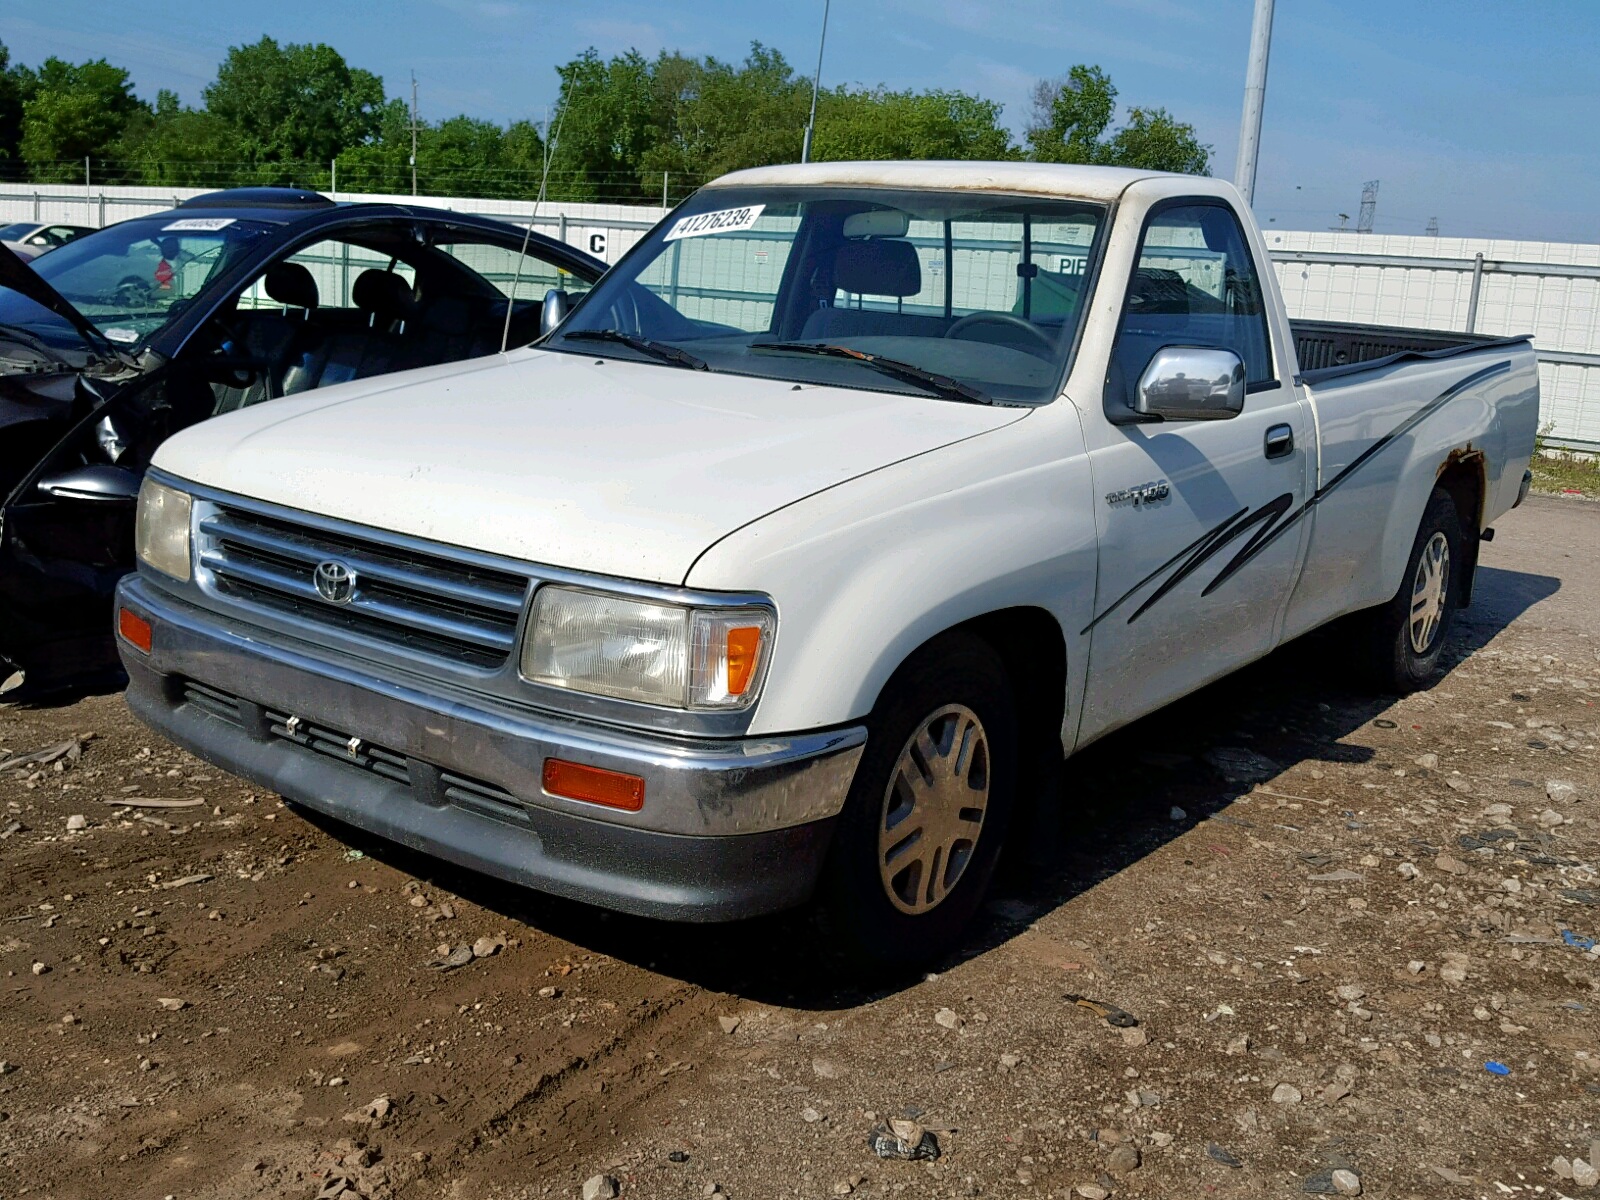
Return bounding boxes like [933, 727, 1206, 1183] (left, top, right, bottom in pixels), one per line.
[1135, 347, 1246, 421]
[540, 289, 572, 336]
[36, 464, 142, 503]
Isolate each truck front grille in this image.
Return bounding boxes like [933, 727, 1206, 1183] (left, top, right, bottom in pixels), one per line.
[196, 503, 530, 670]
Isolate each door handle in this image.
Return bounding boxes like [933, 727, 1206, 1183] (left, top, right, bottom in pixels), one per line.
[1264, 424, 1294, 460]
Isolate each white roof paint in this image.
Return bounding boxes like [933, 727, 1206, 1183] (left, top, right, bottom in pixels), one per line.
[704, 160, 1170, 202]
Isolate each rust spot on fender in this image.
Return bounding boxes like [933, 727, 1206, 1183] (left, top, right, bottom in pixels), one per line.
[1437, 444, 1488, 528]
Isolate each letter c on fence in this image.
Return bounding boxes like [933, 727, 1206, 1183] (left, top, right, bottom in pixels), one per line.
[589, 233, 606, 255]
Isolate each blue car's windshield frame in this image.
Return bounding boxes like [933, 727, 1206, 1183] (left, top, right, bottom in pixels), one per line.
[0, 217, 276, 353]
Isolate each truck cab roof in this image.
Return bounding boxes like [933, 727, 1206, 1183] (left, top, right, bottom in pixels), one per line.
[705, 160, 1180, 202]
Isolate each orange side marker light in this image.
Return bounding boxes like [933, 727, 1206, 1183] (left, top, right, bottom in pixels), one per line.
[542, 758, 645, 811]
[118, 608, 152, 654]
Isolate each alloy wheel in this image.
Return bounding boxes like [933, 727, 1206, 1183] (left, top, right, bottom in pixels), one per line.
[878, 704, 991, 915]
[1409, 531, 1451, 654]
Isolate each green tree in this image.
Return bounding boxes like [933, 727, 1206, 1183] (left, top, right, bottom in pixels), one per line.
[1025, 66, 1116, 164]
[336, 106, 546, 199]
[0, 40, 31, 165]
[1100, 105, 1210, 175]
[503, 119, 548, 181]
[1026, 64, 1209, 174]
[545, 48, 659, 201]
[549, 42, 1017, 204]
[652, 44, 809, 181]
[202, 37, 384, 175]
[18, 56, 147, 180]
[113, 89, 249, 186]
[813, 88, 1014, 162]
[332, 98, 417, 193]
[422, 115, 515, 195]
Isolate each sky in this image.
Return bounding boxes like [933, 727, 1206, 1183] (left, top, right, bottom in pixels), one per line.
[4, 0, 1597, 243]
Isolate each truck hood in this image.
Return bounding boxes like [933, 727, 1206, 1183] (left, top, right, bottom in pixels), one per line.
[154, 348, 1028, 583]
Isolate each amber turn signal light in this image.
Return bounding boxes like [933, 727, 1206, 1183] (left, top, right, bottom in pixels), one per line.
[117, 608, 152, 654]
[725, 626, 763, 696]
[542, 758, 645, 811]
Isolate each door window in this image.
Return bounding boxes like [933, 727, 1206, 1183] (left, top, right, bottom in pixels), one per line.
[435, 239, 592, 303]
[238, 238, 414, 313]
[1109, 201, 1273, 407]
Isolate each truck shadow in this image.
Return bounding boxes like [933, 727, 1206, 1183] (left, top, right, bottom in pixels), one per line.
[302, 563, 1559, 1009]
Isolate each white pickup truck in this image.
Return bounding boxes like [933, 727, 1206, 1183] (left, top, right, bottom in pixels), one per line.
[115, 162, 1538, 970]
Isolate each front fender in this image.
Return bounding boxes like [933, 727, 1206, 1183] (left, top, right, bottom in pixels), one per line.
[687, 407, 1099, 744]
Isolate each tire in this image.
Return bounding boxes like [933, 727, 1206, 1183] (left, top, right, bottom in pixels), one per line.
[812, 632, 1018, 977]
[1357, 486, 1464, 693]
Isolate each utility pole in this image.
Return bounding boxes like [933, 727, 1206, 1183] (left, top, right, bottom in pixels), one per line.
[1232, 0, 1274, 204]
[409, 71, 420, 196]
[800, 0, 831, 163]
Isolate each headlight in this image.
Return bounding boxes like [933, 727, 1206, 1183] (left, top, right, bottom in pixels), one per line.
[134, 479, 192, 582]
[522, 585, 774, 711]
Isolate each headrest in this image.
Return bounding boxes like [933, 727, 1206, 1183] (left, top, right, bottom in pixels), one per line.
[264, 261, 318, 310]
[1129, 267, 1190, 314]
[353, 269, 416, 321]
[834, 239, 921, 298]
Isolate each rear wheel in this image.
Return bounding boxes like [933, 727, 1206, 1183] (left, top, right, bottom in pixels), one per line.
[1357, 486, 1464, 692]
[813, 632, 1018, 977]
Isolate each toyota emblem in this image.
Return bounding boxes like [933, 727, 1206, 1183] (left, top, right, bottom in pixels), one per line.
[313, 560, 357, 604]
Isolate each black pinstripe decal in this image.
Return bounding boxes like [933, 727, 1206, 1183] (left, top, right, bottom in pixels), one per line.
[1081, 359, 1512, 635]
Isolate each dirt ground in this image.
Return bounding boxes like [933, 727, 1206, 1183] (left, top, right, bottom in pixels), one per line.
[1, 495, 1596, 1200]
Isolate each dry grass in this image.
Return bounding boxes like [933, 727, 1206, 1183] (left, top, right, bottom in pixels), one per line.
[1530, 449, 1600, 497]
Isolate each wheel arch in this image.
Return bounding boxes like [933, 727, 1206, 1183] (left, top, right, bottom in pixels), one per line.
[1435, 450, 1486, 605]
[868, 605, 1069, 842]
[869, 605, 1068, 743]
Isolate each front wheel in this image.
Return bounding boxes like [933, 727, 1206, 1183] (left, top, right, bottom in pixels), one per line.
[812, 632, 1018, 977]
[1356, 486, 1464, 693]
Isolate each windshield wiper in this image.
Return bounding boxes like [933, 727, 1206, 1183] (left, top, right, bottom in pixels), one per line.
[749, 341, 991, 405]
[0, 321, 74, 368]
[563, 328, 709, 371]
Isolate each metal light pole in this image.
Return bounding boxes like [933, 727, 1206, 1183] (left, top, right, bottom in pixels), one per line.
[1233, 0, 1274, 204]
[410, 71, 420, 196]
[800, 0, 831, 163]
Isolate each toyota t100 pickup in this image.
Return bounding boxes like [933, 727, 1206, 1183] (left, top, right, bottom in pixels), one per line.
[115, 163, 1538, 970]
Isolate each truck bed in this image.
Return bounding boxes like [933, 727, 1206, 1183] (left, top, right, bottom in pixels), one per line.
[1291, 319, 1529, 385]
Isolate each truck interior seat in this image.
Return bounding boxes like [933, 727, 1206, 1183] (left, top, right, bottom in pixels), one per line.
[801, 239, 951, 341]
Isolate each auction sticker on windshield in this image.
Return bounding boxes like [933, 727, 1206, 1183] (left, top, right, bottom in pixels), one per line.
[663, 205, 765, 242]
[162, 218, 235, 232]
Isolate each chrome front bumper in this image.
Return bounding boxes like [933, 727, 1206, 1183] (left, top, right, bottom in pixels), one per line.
[115, 573, 865, 920]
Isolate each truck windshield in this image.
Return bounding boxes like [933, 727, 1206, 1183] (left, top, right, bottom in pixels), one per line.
[548, 186, 1107, 406]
